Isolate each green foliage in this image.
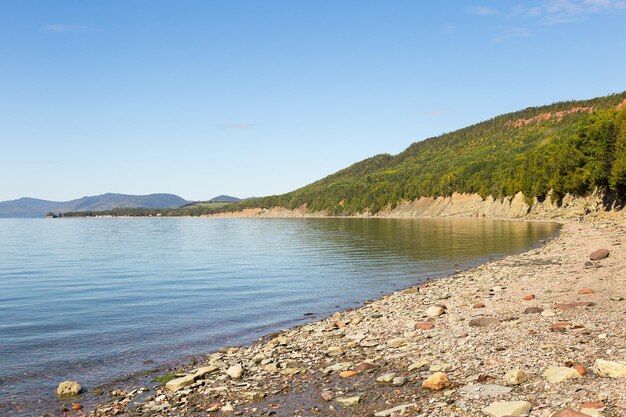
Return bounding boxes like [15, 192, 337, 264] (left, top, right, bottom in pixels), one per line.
[226, 92, 626, 215]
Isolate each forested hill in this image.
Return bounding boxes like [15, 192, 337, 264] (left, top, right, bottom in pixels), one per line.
[227, 91, 626, 215]
[0, 193, 189, 218]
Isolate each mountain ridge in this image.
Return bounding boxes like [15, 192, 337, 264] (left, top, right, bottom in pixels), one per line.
[0, 193, 189, 218]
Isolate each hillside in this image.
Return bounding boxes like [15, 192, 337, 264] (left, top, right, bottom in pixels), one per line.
[224, 91, 626, 215]
[208, 195, 242, 203]
[0, 193, 189, 218]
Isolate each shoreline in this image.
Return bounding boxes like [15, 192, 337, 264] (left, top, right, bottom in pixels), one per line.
[82, 217, 626, 417]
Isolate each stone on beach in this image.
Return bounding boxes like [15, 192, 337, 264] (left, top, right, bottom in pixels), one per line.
[387, 337, 408, 348]
[594, 359, 626, 377]
[504, 368, 527, 385]
[165, 366, 219, 391]
[421, 372, 450, 390]
[335, 396, 360, 407]
[425, 305, 445, 317]
[376, 372, 396, 384]
[543, 366, 582, 383]
[56, 381, 82, 396]
[226, 364, 244, 379]
[374, 403, 418, 416]
[481, 400, 532, 417]
[457, 384, 513, 397]
[589, 249, 610, 261]
[469, 317, 501, 327]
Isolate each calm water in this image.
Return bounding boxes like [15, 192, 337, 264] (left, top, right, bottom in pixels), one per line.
[0, 218, 559, 415]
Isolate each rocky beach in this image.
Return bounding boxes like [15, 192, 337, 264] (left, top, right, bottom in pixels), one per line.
[67, 218, 626, 417]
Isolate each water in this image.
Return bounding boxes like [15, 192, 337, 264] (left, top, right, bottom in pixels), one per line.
[0, 217, 559, 415]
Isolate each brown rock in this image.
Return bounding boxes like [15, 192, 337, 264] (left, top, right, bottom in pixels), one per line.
[524, 307, 544, 314]
[355, 362, 378, 372]
[555, 302, 595, 310]
[469, 317, 501, 327]
[573, 365, 587, 375]
[71, 404, 82, 410]
[421, 372, 451, 390]
[320, 390, 334, 402]
[523, 294, 536, 301]
[415, 322, 435, 330]
[473, 302, 486, 309]
[552, 408, 589, 417]
[552, 322, 571, 328]
[589, 249, 610, 261]
[339, 370, 357, 378]
[578, 288, 595, 294]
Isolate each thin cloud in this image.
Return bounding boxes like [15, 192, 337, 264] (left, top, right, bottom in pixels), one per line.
[492, 27, 534, 42]
[468, 6, 501, 16]
[509, 0, 625, 24]
[217, 123, 255, 130]
[42, 24, 88, 32]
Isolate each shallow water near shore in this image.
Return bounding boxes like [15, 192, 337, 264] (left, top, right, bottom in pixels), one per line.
[0, 217, 559, 415]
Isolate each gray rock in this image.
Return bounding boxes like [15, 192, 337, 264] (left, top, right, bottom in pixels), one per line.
[458, 384, 513, 397]
[374, 403, 418, 416]
[469, 317, 501, 327]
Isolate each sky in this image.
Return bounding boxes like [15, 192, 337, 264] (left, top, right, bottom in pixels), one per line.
[1, 0, 625, 202]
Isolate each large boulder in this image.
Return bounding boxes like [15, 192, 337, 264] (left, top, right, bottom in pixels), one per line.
[56, 381, 82, 396]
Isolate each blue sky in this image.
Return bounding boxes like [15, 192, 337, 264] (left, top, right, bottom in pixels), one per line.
[1, 0, 625, 202]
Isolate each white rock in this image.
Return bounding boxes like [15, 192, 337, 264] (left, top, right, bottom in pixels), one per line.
[482, 400, 532, 417]
[374, 403, 418, 416]
[594, 359, 626, 378]
[543, 366, 582, 383]
[426, 306, 445, 317]
[504, 368, 527, 385]
[226, 364, 244, 379]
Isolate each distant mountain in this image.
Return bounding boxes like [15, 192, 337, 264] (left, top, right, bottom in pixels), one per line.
[207, 195, 242, 203]
[0, 193, 189, 218]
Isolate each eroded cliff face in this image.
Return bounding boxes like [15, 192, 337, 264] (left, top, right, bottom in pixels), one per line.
[383, 191, 622, 220]
[210, 191, 624, 221]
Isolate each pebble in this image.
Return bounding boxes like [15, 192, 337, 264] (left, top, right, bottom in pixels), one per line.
[594, 358, 626, 377]
[589, 248, 610, 261]
[374, 403, 418, 416]
[421, 372, 451, 390]
[469, 317, 501, 327]
[335, 396, 361, 407]
[504, 368, 526, 385]
[481, 400, 532, 417]
[425, 306, 445, 317]
[543, 366, 583, 383]
[226, 364, 244, 379]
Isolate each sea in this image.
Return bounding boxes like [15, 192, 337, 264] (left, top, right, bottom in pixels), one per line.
[0, 217, 560, 416]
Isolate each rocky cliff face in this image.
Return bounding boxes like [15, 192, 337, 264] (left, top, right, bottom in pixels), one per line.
[213, 190, 625, 221]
